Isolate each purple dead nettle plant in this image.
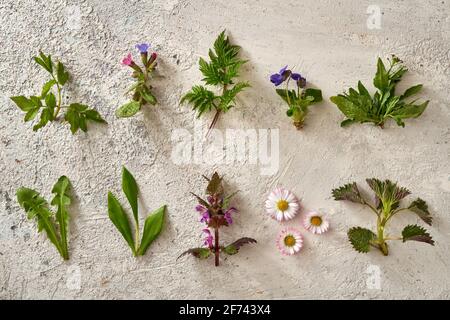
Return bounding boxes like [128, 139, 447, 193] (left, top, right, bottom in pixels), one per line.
[270, 65, 323, 129]
[179, 172, 256, 266]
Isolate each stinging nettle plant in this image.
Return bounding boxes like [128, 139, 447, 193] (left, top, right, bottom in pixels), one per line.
[270, 66, 323, 129]
[332, 178, 434, 256]
[16, 176, 73, 260]
[181, 31, 250, 132]
[179, 172, 256, 266]
[11, 52, 106, 133]
[330, 55, 429, 128]
[116, 43, 159, 118]
[107, 167, 166, 257]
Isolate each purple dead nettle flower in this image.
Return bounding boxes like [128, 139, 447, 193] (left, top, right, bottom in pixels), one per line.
[203, 229, 214, 248]
[224, 207, 237, 225]
[196, 204, 210, 223]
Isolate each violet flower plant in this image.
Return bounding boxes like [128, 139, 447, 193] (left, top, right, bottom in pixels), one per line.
[270, 66, 323, 129]
[179, 172, 256, 266]
[116, 43, 158, 117]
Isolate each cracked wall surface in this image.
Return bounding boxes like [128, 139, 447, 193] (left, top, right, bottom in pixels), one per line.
[0, 0, 449, 299]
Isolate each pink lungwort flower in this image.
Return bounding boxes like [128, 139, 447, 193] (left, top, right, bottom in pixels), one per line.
[122, 53, 134, 66]
[203, 228, 214, 248]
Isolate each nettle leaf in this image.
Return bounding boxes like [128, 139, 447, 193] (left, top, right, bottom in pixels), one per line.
[178, 248, 212, 260]
[137, 205, 166, 256]
[181, 85, 217, 118]
[56, 62, 69, 86]
[222, 237, 257, 255]
[64, 103, 106, 134]
[402, 225, 434, 245]
[332, 182, 365, 204]
[347, 227, 377, 253]
[366, 178, 410, 210]
[16, 187, 64, 258]
[107, 192, 135, 254]
[116, 100, 141, 118]
[408, 198, 433, 225]
[50, 176, 71, 259]
[206, 172, 223, 195]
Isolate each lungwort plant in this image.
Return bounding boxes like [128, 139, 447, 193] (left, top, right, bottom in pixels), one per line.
[11, 52, 106, 133]
[330, 55, 429, 128]
[332, 178, 434, 256]
[181, 31, 250, 131]
[179, 172, 256, 266]
[270, 66, 323, 129]
[107, 167, 166, 257]
[16, 176, 72, 260]
[116, 43, 159, 117]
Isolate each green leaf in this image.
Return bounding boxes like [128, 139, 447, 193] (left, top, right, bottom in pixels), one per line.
[402, 225, 434, 245]
[365, 178, 410, 211]
[199, 57, 222, 85]
[16, 187, 64, 258]
[400, 84, 423, 100]
[332, 182, 365, 204]
[41, 80, 56, 98]
[206, 172, 223, 196]
[122, 167, 139, 226]
[45, 92, 56, 109]
[137, 205, 166, 256]
[329, 95, 371, 123]
[373, 58, 389, 91]
[304, 88, 323, 103]
[34, 52, 53, 74]
[276, 89, 297, 105]
[141, 88, 157, 105]
[218, 82, 250, 112]
[222, 237, 257, 255]
[407, 198, 433, 225]
[33, 107, 54, 131]
[190, 192, 210, 207]
[357, 81, 370, 98]
[65, 103, 106, 133]
[178, 248, 211, 260]
[56, 62, 69, 85]
[347, 227, 377, 253]
[181, 85, 217, 118]
[11, 96, 35, 111]
[116, 101, 141, 118]
[389, 101, 429, 120]
[340, 119, 356, 127]
[107, 192, 135, 254]
[50, 176, 71, 259]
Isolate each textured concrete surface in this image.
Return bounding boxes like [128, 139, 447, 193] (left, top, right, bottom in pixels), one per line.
[0, 0, 449, 299]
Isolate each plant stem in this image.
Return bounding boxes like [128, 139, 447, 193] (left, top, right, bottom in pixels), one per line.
[377, 217, 389, 256]
[214, 227, 219, 267]
[207, 83, 228, 135]
[51, 75, 63, 119]
[135, 223, 140, 255]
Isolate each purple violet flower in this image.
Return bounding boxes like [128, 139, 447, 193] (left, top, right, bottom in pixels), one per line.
[291, 73, 307, 88]
[136, 43, 150, 54]
[270, 65, 291, 86]
[203, 228, 214, 248]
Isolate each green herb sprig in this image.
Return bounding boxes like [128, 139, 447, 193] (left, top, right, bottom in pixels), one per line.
[181, 31, 250, 131]
[16, 176, 72, 260]
[330, 55, 429, 128]
[332, 178, 435, 256]
[107, 167, 166, 257]
[11, 52, 106, 133]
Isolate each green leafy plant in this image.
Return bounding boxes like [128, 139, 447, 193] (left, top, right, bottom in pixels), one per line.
[270, 66, 323, 129]
[181, 31, 250, 131]
[330, 55, 429, 128]
[16, 176, 72, 260]
[332, 178, 435, 256]
[116, 43, 159, 118]
[11, 52, 106, 133]
[107, 167, 166, 257]
[178, 172, 256, 266]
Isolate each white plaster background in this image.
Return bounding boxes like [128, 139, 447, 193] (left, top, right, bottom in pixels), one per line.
[0, 0, 449, 299]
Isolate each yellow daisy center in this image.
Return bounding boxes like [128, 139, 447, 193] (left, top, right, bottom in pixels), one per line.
[277, 200, 289, 211]
[310, 216, 322, 226]
[284, 235, 296, 247]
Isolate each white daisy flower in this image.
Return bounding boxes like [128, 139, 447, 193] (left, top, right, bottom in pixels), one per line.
[265, 187, 300, 221]
[303, 211, 330, 234]
[276, 228, 303, 255]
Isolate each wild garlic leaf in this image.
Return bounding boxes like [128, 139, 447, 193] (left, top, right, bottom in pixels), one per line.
[332, 182, 365, 204]
[178, 248, 211, 260]
[116, 101, 141, 118]
[137, 205, 166, 256]
[347, 227, 376, 253]
[407, 198, 433, 225]
[50, 176, 71, 259]
[107, 192, 135, 254]
[122, 167, 139, 226]
[402, 225, 434, 245]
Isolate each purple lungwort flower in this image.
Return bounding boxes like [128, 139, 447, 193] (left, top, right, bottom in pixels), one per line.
[203, 229, 214, 248]
[135, 43, 150, 54]
[195, 204, 210, 223]
[270, 65, 291, 86]
[224, 207, 237, 225]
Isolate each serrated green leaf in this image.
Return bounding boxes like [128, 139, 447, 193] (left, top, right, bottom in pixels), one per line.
[122, 167, 139, 226]
[11, 96, 35, 111]
[347, 227, 377, 253]
[366, 178, 410, 211]
[222, 237, 257, 255]
[45, 92, 56, 109]
[137, 205, 166, 256]
[107, 192, 135, 255]
[41, 80, 56, 98]
[407, 198, 433, 225]
[34, 52, 53, 74]
[181, 85, 216, 118]
[332, 182, 365, 204]
[65, 103, 105, 133]
[402, 224, 434, 245]
[50, 176, 71, 260]
[56, 62, 69, 85]
[33, 107, 53, 131]
[116, 101, 141, 118]
[218, 82, 250, 112]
